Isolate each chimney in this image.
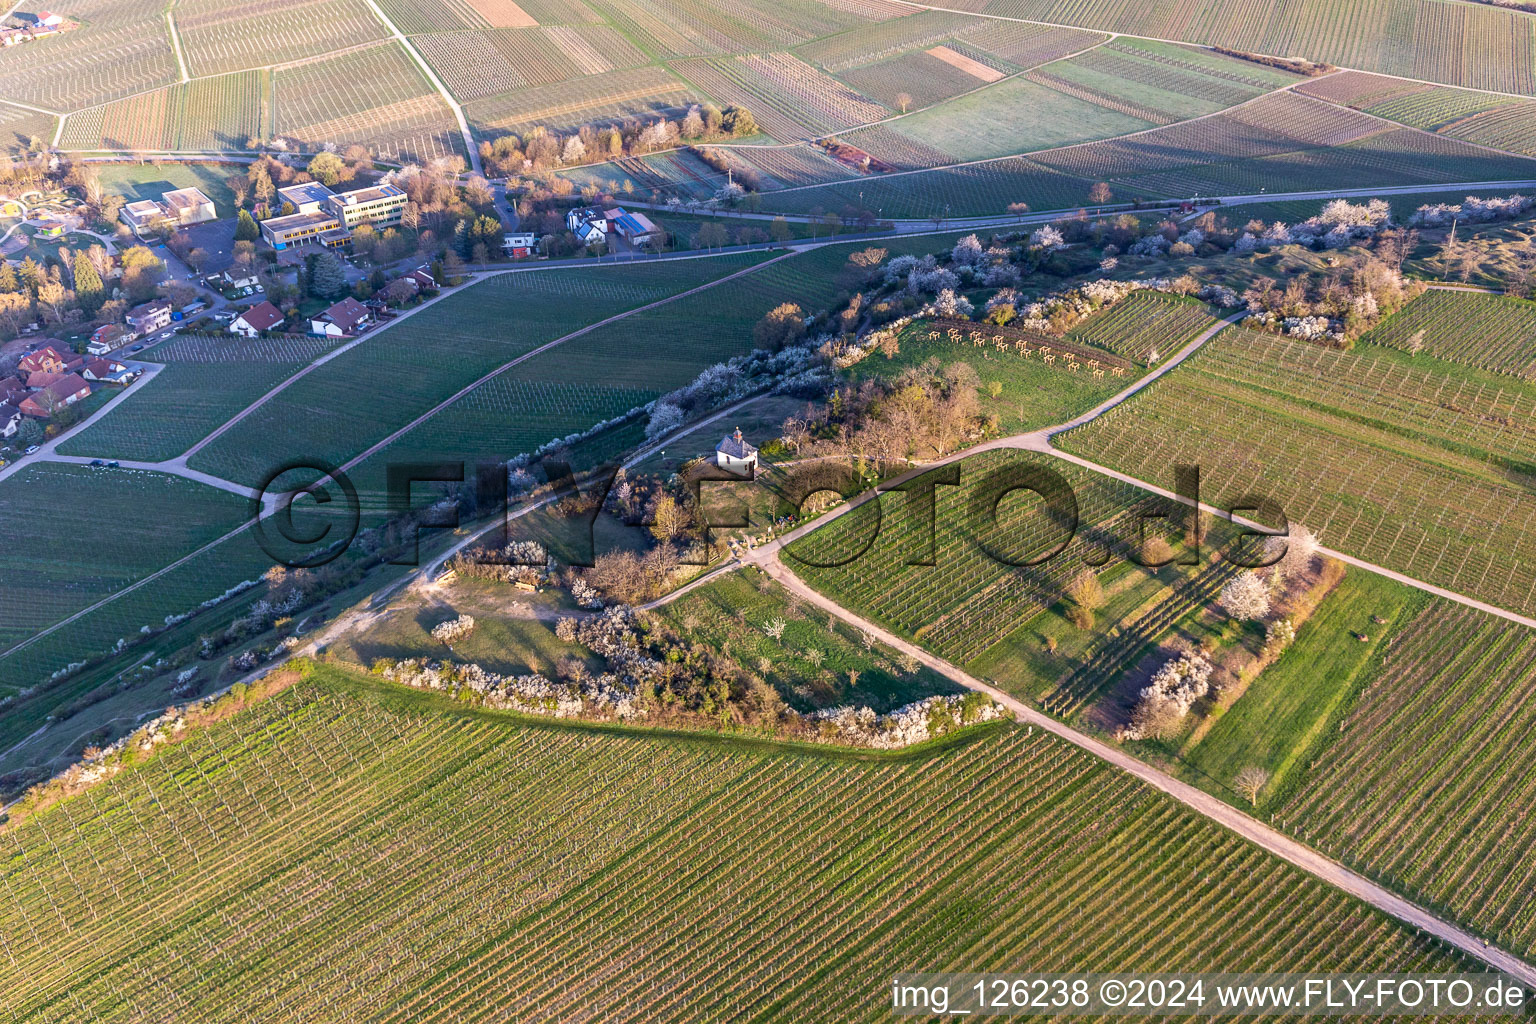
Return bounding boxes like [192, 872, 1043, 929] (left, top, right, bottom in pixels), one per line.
[733, 427, 743, 443]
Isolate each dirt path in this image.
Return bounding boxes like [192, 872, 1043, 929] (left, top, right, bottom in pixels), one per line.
[750, 550, 1536, 988]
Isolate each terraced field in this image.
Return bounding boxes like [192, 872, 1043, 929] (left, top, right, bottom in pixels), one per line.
[0, 665, 1488, 1019]
[1058, 327, 1536, 619]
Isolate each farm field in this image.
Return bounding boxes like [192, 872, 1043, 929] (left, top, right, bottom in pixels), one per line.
[0, 104, 57, 153]
[0, 0, 177, 111]
[177, 0, 390, 78]
[836, 47, 1001, 113]
[1056, 326, 1536, 620]
[272, 42, 463, 161]
[464, 65, 691, 138]
[1065, 291, 1218, 364]
[339, 238, 953, 502]
[57, 334, 350, 463]
[1273, 598, 1536, 959]
[977, 0, 1536, 95]
[0, 465, 251, 676]
[875, 77, 1156, 163]
[1364, 290, 1536, 378]
[0, 664, 1488, 1020]
[786, 449, 1182, 664]
[58, 72, 266, 153]
[186, 254, 771, 490]
[755, 156, 1106, 218]
[414, 26, 649, 101]
[673, 53, 889, 142]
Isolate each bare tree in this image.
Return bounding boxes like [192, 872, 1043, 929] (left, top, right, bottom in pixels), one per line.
[1234, 766, 1270, 806]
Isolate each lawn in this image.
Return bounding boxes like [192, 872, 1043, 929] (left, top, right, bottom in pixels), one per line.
[653, 569, 961, 712]
[90, 161, 241, 214]
[1176, 569, 1421, 800]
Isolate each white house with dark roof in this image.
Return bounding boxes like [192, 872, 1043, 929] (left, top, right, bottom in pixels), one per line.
[715, 427, 758, 476]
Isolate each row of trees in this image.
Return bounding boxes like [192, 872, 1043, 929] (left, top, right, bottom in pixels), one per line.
[478, 103, 758, 178]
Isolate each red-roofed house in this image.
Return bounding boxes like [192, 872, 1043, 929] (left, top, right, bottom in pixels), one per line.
[230, 301, 285, 338]
[0, 376, 24, 403]
[88, 324, 126, 355]
[17, 344, 69, 375]
[19, 374, 90, 418]
[310, 296, 371, 337]
[26, 369, 66, 390]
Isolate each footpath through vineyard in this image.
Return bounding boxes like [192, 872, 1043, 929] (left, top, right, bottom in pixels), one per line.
[716, 310, 1536, 985]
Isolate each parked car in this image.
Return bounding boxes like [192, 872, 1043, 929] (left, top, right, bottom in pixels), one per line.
[89, 459, 103, 467]
[24, 445, 39, 455]
[105, 460, 119, 468]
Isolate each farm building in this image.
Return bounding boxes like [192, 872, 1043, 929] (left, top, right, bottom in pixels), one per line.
[125, 300, 172, 336]
[230, 301, 284, 337]
[310, 297, 370, 337]
[262, 183, 408, 250]
[19, 373, 89, 418]
[715, 427, 758, 476]
[611, 210, 662, 248]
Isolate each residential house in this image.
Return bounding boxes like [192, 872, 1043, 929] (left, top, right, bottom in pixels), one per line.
[0, 401, 21, 438]
[715, 427, 758, 476]
[18, 373, 90, 418]
[83, 358, 136, 384]
[0, 376, 24, 404]
[221, 267, 260, 290]
[229, 300, 284, 337]
[125, 300, 172, 336]
[502, 232, 536, 257]
[565, 207, 601, 232]
[310, 296, 370, 337]
[36, 12, 66, 29]
[17, 344, 69, 375]
[407, 265, 436, 289]
[87, 323, 125, 355]
[25, 369, 67, 389]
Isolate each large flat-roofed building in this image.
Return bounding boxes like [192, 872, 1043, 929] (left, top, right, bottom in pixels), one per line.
[259, 181, 408, 250]
[261, 210, 344, 250]
[161, 187, 216, 225]
[328, 183, 407, 230]
[277, 182, 334, 215]
[120, 200, 166, 232]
